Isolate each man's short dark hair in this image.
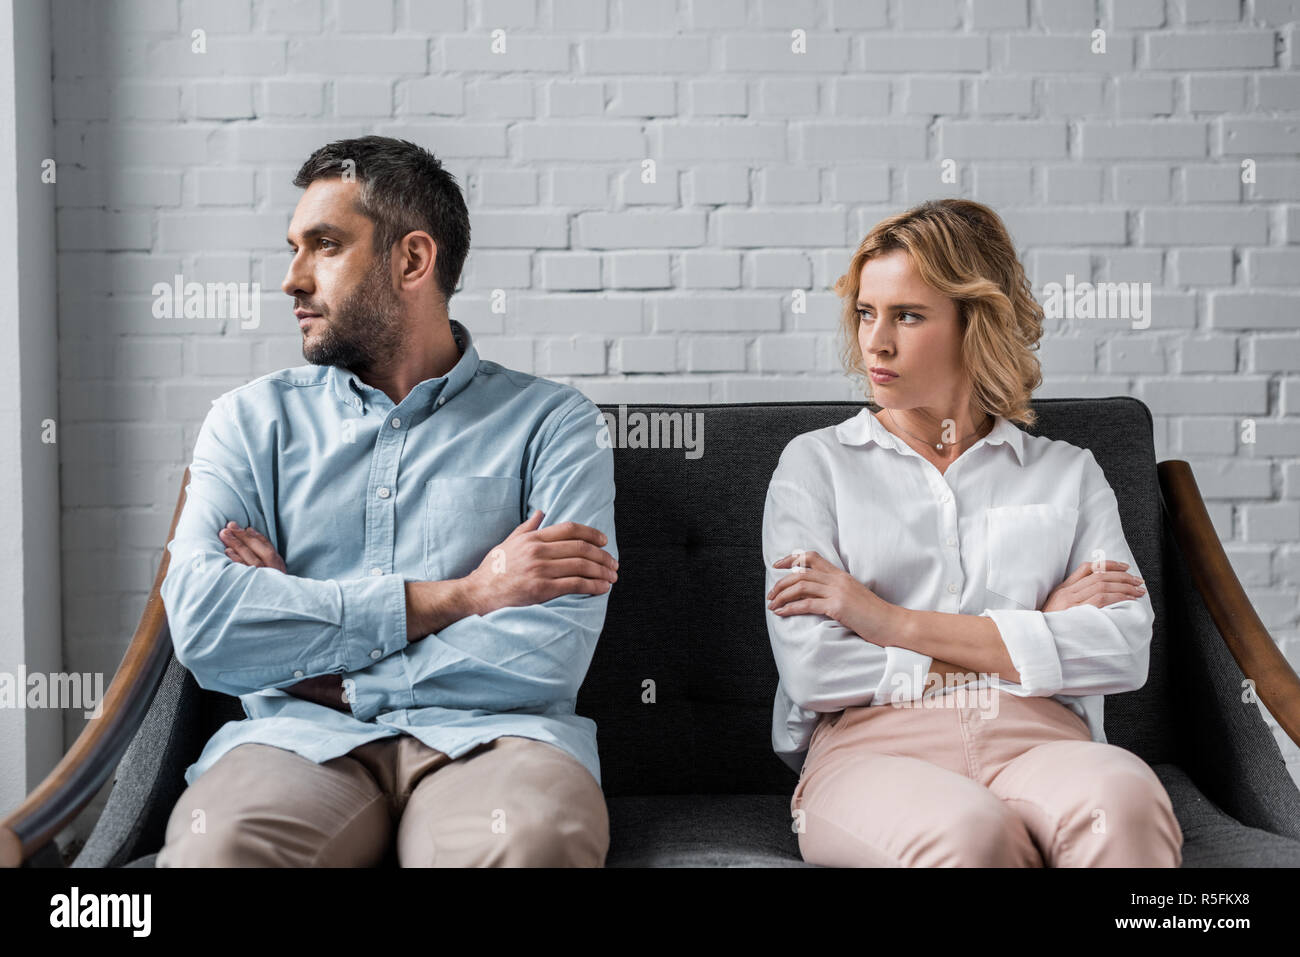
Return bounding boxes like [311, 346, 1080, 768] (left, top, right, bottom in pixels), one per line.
[293, 135, 470, 305]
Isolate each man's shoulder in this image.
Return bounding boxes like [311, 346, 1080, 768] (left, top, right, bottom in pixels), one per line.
[209, 364, 330, 412]
[474, 359, 599, 420]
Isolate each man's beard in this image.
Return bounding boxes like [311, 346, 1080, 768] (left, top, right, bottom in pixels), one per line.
[301, 254, 404, 375]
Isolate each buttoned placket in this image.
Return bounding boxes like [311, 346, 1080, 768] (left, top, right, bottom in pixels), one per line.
[343, 384, 446, 721]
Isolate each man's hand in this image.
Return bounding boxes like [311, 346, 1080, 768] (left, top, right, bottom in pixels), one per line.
[459, 510, 618, 617]
[218, 521, 286, 573]
[1042, 560, 1144, 613]
[217, 522, 349, 712]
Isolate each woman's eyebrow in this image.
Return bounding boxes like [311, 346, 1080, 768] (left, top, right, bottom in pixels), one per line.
[856, 301, 929, 311]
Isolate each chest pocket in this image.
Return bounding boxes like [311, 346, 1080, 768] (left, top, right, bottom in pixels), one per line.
[984, 503, 1079, 611]
[424, 476, 524, 582]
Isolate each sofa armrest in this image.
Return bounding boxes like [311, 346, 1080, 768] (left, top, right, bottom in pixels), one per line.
[1160, 460, 1300, 744]
[1158, 459, 1300, 842]
[0, 469, 190, 868]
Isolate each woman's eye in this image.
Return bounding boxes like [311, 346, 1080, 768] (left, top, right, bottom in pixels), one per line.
[856, 309, 921, 323]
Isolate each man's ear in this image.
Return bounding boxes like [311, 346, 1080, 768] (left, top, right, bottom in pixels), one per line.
[395, 230, 436, 289]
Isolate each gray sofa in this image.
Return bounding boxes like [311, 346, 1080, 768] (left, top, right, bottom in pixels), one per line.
[6, 396, 1300, 867]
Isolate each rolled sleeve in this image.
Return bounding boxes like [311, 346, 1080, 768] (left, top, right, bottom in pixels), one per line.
[980, 607, 1064, 695]
[871, 645, 935, 706]
[340, 573, 409, 668]
[763, 440, 905, 712]
[162, 396, 410, 697]
[981, 449, 1154, 698]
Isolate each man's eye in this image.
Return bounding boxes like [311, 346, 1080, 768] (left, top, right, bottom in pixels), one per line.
[319, 239, 338, 250]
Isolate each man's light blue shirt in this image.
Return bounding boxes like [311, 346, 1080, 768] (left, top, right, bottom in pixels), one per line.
[159, 319, 617, 788]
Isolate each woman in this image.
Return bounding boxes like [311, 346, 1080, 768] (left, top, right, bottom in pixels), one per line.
[762, 198, 1183, 867]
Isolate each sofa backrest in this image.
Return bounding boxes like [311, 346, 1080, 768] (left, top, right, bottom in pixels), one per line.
[199, 396, 1172, 797]
[580, 396, 1173, 797]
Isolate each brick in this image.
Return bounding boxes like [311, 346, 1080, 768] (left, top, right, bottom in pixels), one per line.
[1220, 119, 1300, 156]
[467, 79, 534, 117]
[757, 166, 820, 204]
[443, 35, 568, 72]
[581, 37, 710, 73]
[1170, 248, 1235, 286]
[538, 252, 598, 289]
[904, 77, 963, 114]
[1145, 32, 1275, 69]
[722, 34, 852, 72]
[1140, 208, 1267, 245]
[606, 252, 672, 289]
[686, 336, 746, 372]
[650, 295, 783, 332]
[800, 121, 928, 159]
[939, 121, 1067, 159]
[515, 295, 642, 333]
[1007, 36, 1135, 73]
[194, 81, 254, 119]
[748, 250, 812, 288]
[470, 211, 568, 248]
[576, 211, 706, 248]
[617, 336, 677, 373]
[714, 210, 845, 247]
[476, 168, 537, 205]
[619, 163, 679, 205]
[516, 122, 644, 159]
[687, 166, 749, 205]
[971, 0, 1029, 29]
[1178, 336, 1239, 373]
[1079, 122, 1206, 158]
[549, 168, 610, 205]
[608, 79, 675, 116]
[687, 79, 747, 116]
[658, 123, 786, 160]
[1244, 249, 1300, 285]
[681, 251, 742, 288]
[264, 79, 326, 116]
[544, 81, 604, 117]
[1209, 293, 1300, 329]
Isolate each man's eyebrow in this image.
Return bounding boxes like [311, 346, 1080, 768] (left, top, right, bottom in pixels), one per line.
[287, 223, 349, 246]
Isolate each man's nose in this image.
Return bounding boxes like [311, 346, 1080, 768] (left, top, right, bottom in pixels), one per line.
[282, 261, 311, 298]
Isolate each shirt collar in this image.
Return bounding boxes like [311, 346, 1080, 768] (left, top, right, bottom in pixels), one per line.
[835, 406, 1026, 466]
[327, 319, 478, 414]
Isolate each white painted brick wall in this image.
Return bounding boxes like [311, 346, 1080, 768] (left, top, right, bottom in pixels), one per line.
[49, 0, 1300, 798]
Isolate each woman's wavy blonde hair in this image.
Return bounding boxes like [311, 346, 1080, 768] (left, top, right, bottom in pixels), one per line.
[834, 198, 1044, 428]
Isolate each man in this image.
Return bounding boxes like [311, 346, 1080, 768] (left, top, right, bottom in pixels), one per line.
[156, 135, 619, 867]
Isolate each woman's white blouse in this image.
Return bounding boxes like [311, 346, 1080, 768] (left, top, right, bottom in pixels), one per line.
[762, 407, 1155, 774]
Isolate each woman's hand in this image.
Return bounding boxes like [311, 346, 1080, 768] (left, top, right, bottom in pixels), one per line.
[218, 521, 287, 573]
[1042, 559, 1144, 612]
[767, 549, 904, 648]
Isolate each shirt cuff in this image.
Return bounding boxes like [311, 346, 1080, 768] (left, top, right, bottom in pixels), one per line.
[871, 646, 934, 707]
[982, 608, 1063, 696]
[339, 573, 408, 670]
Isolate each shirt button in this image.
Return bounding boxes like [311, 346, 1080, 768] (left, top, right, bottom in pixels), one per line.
[193, 558, 202, 570]
[293, 670, 304, 678]
[377, 487, 390, 499]
[941, 493, 952, 503]
[370, 649, 382, 660]
[946, 536, 956, 547]
[947, 583, 959, 593]
[390, 417, 401, 428]
[437, 396, 446, 406]
[370, 567, 383, 576]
